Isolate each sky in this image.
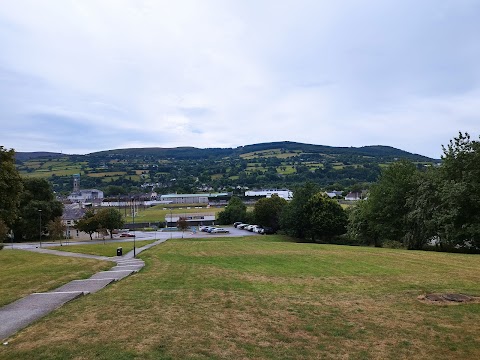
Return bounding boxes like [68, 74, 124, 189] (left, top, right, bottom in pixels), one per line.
[1, 0, 479, 158]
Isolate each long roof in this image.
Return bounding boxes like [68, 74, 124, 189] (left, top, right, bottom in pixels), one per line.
[161, 193, 229, 198]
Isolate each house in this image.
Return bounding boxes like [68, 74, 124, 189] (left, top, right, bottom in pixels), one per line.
[326, 190, 343, 198]
[345, 192, 362, 201]
[61, 203, 86, 237]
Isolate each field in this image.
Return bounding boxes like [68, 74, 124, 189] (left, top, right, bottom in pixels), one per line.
[0, 250, 112, 307]
[1, 236, 479, 359]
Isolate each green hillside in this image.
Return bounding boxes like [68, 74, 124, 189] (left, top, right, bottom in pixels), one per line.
[15, 141, 437, 195]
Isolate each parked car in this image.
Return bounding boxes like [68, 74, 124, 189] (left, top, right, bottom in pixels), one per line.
[261, 227, 275, 234]
[211, 228, 230, 234]
[233, 222, 242, 228]
[200, 226, 212, 232]
[238, 224, 249, 229]
[253, 226, 263, 233]
[120, 233, 135, 237]
[245, 225, 257, 231]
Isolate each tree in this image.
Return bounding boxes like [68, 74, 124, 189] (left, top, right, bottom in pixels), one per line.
[347, 199, 381, 246]
[404, 169, 441, 250]
[280, 182, 320, 239]
[75, 210, 100, 240]
[353, 160, 417, 247]
[177, 217, 189, 237]
[96, 208, 124, 239]
[217, 196, 247, 225]
[435, 132, 480, 249]
[0, 146, 23, 227]
[253, 194, 287, 231]
[0, 219, 8, 249]
[11, 178, 63, 242]
[304, 192, 347, 242]
[47, 217, 66, 241]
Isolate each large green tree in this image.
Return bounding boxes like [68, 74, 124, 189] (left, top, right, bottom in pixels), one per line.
[280, 182, 320, 239]
[75, 209, 100, 240]
[96, 208, 124, 239]
[253, 194, 287, 231]
[348, 160, 417, 247]
[0, 147, 23, 228]
[304, 192, 348, 242]
[435, 132, 480, 249]
[217, 196, 247, 225]
[11, 178, 63, 242]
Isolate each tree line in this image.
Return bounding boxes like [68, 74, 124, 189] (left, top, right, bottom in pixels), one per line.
[348, 132, 480, 252]
[1, 146, 64, 245]
[218, 132, 480, 252]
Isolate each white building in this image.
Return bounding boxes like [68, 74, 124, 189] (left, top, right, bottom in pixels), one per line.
[68, 189, 104, 203]
[245, 189, 293, 200]
[165, 213, 216, 226]
[160, 193, 229, 204]
[345, 192, 362, 201]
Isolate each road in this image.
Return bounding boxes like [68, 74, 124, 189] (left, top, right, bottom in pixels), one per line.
[6, 226, 259, 250]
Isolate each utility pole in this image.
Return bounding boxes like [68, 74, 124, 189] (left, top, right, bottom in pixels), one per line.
[38, 209, 42, 248]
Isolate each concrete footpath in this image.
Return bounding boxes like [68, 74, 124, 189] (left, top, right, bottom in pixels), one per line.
[0, 238, 166, 341]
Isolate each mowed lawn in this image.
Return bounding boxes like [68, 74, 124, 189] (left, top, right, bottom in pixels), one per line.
[2, 236, 479, 359]
[0, 250, 113, 307]
[47, 240, 156, 257]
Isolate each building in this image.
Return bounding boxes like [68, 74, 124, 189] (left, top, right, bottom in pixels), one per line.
[326, 190, 343, 198]
[68, 189, 104, 203]
[67, 174, 104, 203]
[345, 192, 362, 201]
[61, 203, 86, 238]
[160, 193, 230, 204]
[244, 189, 293, 200]
[165, 213, 216, 227]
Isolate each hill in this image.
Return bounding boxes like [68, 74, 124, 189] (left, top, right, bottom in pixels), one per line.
[15, 141, 437, 195]
[15, 151, 64, 162]
[87, 141, 434, 162]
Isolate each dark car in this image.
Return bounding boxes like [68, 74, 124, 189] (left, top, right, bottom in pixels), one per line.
[261, 227, 275, 235]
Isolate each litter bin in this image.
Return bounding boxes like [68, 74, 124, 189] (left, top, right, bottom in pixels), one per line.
[117, 247, 123, 256]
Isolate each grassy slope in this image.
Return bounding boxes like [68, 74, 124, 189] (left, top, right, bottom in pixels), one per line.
[47, 240, 156, 257]
[1, 236, 479, 359]
[0, 250, 112, 307]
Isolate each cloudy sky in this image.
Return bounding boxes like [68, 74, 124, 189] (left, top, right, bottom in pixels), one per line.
[1, 0, 479, 158]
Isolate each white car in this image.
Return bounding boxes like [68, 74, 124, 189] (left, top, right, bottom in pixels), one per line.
[210, 228, 230, 234]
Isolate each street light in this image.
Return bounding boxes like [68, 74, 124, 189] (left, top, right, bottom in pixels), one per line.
[38, 209, 42, 248]
[131, 197, 136, 258]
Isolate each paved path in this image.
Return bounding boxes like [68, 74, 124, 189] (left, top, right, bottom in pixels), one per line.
[0, 238, 166, 341]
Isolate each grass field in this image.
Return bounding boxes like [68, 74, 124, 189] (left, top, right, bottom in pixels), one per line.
[0, 250, 112, 307]
[124, 205, 225, 223]
[2, 236, 479, 359]
[47, 240, 156, 257]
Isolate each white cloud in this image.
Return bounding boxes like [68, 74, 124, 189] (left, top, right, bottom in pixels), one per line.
[0, 0, 480, 157]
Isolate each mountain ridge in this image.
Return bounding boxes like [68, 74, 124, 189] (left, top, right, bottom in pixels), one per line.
[15, 141, 435, 161]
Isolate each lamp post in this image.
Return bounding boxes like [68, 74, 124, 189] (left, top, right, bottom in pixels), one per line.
[132, 197, 136, 258]
[38, 209, 42, 248]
